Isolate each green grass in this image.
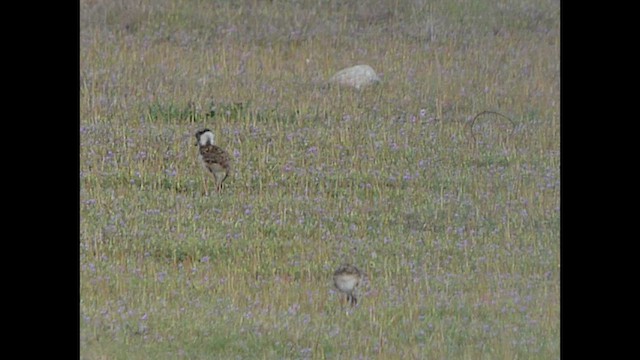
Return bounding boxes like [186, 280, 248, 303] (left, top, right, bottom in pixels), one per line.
[81, 0, 559, 358]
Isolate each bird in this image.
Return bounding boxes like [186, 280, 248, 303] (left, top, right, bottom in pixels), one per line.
[194, 128, 231, 194]
[333, 264, 362, 306]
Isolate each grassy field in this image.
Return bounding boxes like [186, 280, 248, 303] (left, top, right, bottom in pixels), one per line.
[80, 0, 560, 358]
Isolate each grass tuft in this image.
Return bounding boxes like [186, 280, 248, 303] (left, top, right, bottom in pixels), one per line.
[81, 0, 559, 358]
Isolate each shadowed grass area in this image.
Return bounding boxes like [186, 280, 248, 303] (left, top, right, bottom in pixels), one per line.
[81, 0, 559, 358]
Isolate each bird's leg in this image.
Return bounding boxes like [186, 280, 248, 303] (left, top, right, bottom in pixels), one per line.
[202, 175, 208, 196]
[348, 293, 358, 307]
[217, 173, 228, 193]
[214, 174, 222, 193]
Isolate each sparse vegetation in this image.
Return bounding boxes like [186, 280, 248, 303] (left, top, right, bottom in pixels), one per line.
[80, 0, 559, 358]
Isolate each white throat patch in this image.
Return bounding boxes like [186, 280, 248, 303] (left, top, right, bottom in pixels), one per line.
[199, 131, 215, 146]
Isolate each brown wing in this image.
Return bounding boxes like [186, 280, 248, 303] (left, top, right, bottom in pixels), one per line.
[199, 144, 231, 173]
[200, 145, 231, 171]
[334, 264, 361, 277]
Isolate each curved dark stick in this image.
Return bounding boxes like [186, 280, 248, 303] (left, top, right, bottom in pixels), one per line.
[465, 110, 516, 145]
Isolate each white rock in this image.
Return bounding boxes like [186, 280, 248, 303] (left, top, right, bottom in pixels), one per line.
[328, 64, 381, 90]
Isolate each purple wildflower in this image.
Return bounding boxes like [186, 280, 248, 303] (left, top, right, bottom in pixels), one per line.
[135, 151, 147, 160]
[307, 146, 318, 155]
[288, 303, 300, 315]
[157, 272, 167, 283]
